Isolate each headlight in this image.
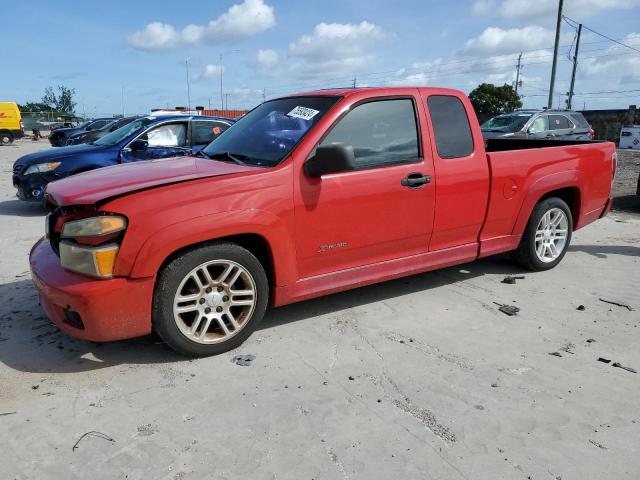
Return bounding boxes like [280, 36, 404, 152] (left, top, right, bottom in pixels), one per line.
[59, 215, 127, 278]
[23, 162, 61, 175]
[60, 242, 119, 278]
[62, 215, 127, 238]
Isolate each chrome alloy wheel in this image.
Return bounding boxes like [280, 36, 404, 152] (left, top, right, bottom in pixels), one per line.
[172, 260, 257, 344]
[534, 207, 569, 263]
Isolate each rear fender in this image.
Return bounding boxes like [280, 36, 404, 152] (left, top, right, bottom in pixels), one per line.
[127, 209, 295, 287]
[511, 170, 583, 235]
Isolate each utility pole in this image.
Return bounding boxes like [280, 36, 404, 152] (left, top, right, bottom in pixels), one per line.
[185, 58, 191, 112]
[514, 52, 523, 94]
[121, 86, 125, 117]
[352, 76, 357, 88]
[566, 23, 582, 110]
[262, 88, 266, 103]
[547, 0, 564, 109]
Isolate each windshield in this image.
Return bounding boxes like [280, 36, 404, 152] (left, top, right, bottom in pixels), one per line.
[202, 96, 340, 167]
[481, 114, 532, 133]
[93, 117, 154, 146]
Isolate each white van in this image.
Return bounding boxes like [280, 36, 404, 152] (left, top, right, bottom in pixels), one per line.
[619, 126, 640, 150]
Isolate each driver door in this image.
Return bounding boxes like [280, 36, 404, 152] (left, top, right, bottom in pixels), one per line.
[121, 122, 190, 162]
[294, 97, 435, 278]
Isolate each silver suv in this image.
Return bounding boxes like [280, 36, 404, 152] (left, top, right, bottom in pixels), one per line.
[481, 109, 594, 140]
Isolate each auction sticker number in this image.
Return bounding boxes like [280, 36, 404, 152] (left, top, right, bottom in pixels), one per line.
[287, 106, 320, 121]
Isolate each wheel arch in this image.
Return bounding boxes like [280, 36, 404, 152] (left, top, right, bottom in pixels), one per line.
[512, 172, 584, 235]
[124, 209, 296, 290]
[156, 233, 276, 296]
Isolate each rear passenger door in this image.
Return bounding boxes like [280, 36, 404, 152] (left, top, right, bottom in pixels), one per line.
[189, 120, 232, 151]
[294, 96, 436, 278]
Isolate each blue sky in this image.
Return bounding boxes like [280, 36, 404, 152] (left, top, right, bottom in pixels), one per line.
[4, 0, 640, 115]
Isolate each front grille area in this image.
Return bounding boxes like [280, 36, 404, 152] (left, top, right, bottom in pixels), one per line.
[63, 308, 85, 330]
[13, 164, 25, 175]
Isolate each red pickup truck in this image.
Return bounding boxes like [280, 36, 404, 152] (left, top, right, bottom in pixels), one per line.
[30, 87, 616, 356]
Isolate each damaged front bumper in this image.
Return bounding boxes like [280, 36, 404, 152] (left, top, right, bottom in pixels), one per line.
[30, 238, 155, 342]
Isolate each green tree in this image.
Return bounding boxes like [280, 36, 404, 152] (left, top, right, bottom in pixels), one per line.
[17, 102, 54, 113]
[41, 85, 77, 114]
[468, 83, 522, 116]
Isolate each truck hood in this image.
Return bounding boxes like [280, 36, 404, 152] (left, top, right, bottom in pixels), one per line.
[45, 155, 260, 206]
[14, 143, 105, 167]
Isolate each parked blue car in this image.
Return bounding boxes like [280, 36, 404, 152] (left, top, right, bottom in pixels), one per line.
[12, 115, 234, 202]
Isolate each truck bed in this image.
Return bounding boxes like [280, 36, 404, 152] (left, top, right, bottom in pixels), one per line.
[485, 138, 604, 152]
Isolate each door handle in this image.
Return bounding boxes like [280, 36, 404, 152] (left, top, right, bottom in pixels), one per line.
[401, 172, 431, 188]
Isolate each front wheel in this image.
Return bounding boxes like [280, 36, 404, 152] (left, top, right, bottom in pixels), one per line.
[514, 197, 573, 271]
[0, 132, 13, 145]
[153, 242, 269, 357]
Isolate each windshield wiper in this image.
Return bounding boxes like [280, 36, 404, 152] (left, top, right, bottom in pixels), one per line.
[193, 150, 210, 159]
[206, 151, 249, 166]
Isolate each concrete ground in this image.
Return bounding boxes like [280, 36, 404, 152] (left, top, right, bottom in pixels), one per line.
[0, 140, 639, 480]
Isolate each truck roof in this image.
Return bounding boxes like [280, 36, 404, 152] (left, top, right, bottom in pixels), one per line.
[278, 86, 466, 99]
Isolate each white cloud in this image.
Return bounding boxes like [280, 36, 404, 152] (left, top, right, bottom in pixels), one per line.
[279, 21, 390, 79]
[463, 26, 554, 55]
[129, 0, 275, 50]
[288, 21, 388, 60]
[255, 48, 279, 71]
[129, 22, 181, 50]
[192, 64, 222, 81]
[472, 0, 640, 20]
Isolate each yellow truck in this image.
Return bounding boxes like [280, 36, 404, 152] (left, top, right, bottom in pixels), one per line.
[0, 102, 25, 145]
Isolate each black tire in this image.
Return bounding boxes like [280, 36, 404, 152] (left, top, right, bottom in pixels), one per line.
[153, 242, 269, 357]
[0, 131, 13, 145]
[514, 197, 573, 271]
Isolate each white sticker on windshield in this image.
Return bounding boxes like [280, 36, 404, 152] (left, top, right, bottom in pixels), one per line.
[287, 106, 320, 120]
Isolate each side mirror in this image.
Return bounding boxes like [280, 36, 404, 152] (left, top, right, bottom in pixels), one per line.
[129, 139, 148, 151]
[305, 143, 356, 177]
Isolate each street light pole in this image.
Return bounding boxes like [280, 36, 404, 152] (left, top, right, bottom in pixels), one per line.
[185, 58, 191, 112]
[219, 50, 240, 111]
[547, 0, 564, 109]
[219, 53, 223, 111]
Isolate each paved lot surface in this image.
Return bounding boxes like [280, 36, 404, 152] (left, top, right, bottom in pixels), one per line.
[0, 140, 639, 480]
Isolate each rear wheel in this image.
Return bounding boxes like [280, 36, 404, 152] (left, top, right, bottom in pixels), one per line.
[0, 132, 13, 145]
[153, 242, 268, 357]
[514, 197, 572, 271]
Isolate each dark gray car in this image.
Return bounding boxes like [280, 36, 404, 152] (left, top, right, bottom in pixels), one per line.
[481, 110, 594, 141]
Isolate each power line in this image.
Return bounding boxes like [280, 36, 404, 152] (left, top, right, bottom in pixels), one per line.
[563, 15, 640, 54]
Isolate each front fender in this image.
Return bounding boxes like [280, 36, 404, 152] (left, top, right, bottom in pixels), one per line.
[511, 170, 583, 235]
[125, 209, 296, 287]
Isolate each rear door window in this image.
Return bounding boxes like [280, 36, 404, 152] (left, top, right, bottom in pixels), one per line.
[192, 120, 231, 146]
[549, 115, 572, 130]
[320, 98, 420, 169]
[427, 95, 474, 158]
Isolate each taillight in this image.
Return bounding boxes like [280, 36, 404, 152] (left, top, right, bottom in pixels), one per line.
[611, 151, 617, 191]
